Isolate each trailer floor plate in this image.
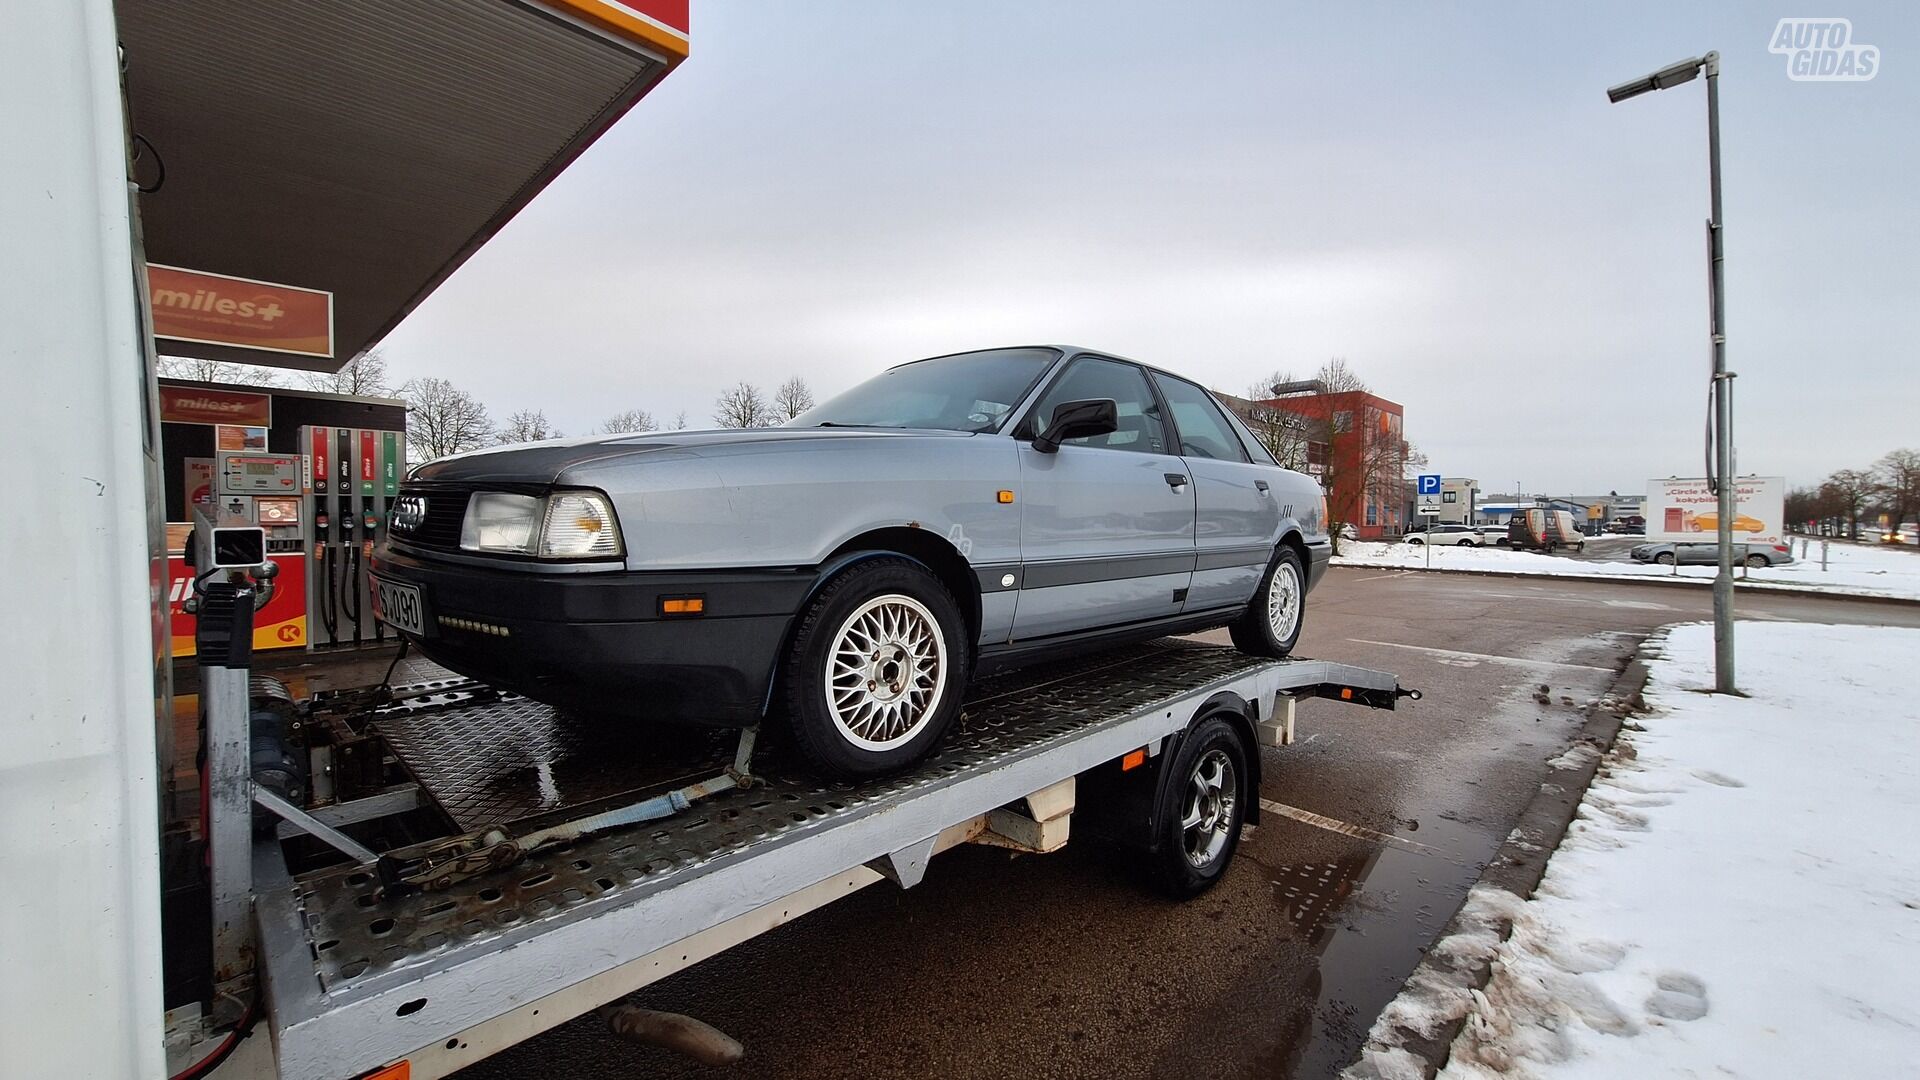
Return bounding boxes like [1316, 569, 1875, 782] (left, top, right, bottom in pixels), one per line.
[301, 640, 1278, 994]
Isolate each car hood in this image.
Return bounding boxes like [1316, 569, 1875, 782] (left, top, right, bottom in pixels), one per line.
[409, 427, 975, 484]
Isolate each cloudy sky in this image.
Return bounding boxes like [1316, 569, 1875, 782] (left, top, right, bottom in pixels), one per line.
[376, 2, 1915, 495]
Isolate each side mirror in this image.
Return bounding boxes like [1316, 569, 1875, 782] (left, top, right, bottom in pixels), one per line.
[1032, 398, 1119, 454]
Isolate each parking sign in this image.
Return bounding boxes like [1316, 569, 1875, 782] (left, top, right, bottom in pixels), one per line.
[1417, 474, 1441, 496]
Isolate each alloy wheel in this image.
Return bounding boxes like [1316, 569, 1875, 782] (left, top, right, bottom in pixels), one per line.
[1266, 560, 1302, 642]
[825, 593, 948, 751]
[1180, 749, 1238, 868]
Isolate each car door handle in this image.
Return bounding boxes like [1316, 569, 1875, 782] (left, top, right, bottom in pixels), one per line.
[1164, 473, 1188, 489]
[1255, 480, 1270, 495]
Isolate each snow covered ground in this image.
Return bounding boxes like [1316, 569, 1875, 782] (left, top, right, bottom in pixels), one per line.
[1359, 622, 1920, 1079]
[1332, 539, 1920, 603]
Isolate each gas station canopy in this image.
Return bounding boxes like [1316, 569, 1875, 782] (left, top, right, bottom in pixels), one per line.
[117, 0, 688, 372]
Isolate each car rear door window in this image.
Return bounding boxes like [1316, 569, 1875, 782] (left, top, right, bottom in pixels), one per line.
[1027, 357, 1168, 454]
[1150, 373, 1250, 463]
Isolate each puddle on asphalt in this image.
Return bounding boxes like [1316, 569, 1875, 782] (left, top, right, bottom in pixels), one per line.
[1258, 814, 1500, 1078]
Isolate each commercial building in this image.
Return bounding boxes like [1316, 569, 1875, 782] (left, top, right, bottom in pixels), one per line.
[1222, 384, 1408, 540]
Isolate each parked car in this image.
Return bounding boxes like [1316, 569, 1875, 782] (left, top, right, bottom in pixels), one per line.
[1629, 541, 1795, 568]
[1477, 523, 1512, 546]
[1605, 520, 1646, 535]
[1508, 508, 1585, 554]
[1403, 524, 1481, 546]
[372, 346, 1331, 778]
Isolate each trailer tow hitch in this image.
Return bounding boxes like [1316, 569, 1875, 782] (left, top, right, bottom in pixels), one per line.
[379, 724, 763, 893]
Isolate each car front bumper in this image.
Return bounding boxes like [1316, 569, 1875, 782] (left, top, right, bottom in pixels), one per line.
[371, 546, 813, 726]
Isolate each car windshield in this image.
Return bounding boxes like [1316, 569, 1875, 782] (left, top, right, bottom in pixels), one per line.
[788, 348, 1057, 433]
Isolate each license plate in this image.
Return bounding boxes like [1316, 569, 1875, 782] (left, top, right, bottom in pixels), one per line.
[372, 576, 426, 636]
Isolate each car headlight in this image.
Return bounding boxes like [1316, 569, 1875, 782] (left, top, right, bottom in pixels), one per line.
[459, 490, 623, 559]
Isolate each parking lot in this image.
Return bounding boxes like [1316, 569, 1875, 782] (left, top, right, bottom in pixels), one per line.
[451, 568, 1917, 1079]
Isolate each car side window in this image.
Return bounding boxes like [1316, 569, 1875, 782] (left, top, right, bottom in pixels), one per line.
[1027, 357, 1168, 454]
[1150, 373, 1250, 463]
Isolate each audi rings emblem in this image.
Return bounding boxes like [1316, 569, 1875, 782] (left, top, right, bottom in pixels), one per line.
[391, 495, 428, 533]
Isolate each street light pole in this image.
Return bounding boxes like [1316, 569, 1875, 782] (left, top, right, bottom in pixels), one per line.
[1704, 52, 1736, 693]
[1608, 51, 1736, 693]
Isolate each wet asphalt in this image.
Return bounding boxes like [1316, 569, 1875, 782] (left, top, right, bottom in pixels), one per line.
[454, 569, 1918, 1080]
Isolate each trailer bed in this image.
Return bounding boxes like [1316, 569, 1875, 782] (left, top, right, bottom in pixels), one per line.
[251, 640, 1405, 1079]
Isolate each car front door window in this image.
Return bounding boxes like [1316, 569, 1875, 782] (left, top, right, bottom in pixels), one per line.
[1027, 358, 1167, 454]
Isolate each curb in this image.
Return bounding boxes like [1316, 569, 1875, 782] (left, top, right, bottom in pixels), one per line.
[1340, 635, 1659, 1078]
[1329, 561, 1920, 608]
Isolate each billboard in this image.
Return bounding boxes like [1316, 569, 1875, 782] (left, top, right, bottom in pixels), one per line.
[1647, 477, 1785, 545]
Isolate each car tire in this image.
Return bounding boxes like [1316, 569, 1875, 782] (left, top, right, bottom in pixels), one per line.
[1745, 553, 1769, 569]
[782, 555, 970, 779]
[1229, 546, 1305, 659]
[1458, 538, 1475, 546]
[1150, 716, 1249, 899]
[1656, 552, 1676, 566]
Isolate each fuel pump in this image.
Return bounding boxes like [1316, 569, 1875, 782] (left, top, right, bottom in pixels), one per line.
[302, 424, 405, 648]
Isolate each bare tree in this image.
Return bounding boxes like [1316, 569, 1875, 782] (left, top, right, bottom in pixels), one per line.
[1228, 370, 1317, 472]
[774, 376, 815, 420]
[671, 410, 689, 430]
[402, 377, 492, 461]
[1875, 448, 1920, 533]
[157, 355, 283, 386]
[1822, 469, 1876, 541]
[301, 348, 392, 397]
[600, 408, 657, 434]
[713, 382, 775, 428]
[495, 409, 562, 445]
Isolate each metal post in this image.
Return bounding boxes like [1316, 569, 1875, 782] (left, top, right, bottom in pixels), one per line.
[193, 576, 258, 1013]
[1704, 52, 1736, 694]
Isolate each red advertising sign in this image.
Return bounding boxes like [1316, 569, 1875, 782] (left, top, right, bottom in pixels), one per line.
[311, 427, 330, 494]
[167, 553, 307, 656]
[148, 264, 333, 359]
[159, 385, 272, 427]
[359, 430, 378, 496]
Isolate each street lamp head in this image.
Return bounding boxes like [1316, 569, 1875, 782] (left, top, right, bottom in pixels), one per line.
[1607, 56, 1705, 102]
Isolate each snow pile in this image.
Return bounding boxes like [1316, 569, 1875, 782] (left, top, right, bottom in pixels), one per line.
[1344, 884, 1532, 1080]
[1433, 622, 1920, 1079]
[1331, 540, 1920, 602]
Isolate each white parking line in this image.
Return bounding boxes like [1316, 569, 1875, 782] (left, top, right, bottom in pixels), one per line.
[1258, 798, 1436, 853]
[1472, 590, 1676, 611]
[1349, 572, 1414, 582]
[1346, 638, 1614, 673]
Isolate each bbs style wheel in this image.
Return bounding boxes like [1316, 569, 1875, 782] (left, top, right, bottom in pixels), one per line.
[1229, 546, 1305, 659]
[783, 556, 969, 779]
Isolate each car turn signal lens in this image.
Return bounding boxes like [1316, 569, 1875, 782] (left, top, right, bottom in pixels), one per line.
[997, 490, 1015, 504]
[661, 596, 705, 616]
[1121, 748, 1146, 771]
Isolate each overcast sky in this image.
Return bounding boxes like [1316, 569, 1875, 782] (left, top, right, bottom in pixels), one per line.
[375, 2, 1915, 495]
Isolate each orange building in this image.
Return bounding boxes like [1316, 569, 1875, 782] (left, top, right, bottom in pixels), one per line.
[1229, 388, 1409, 540]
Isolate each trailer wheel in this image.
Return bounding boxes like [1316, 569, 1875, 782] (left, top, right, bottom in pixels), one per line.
[783, 556, 969, 779]
[1151, 716, 1249, 898]
[1229, 546, 1304, 659]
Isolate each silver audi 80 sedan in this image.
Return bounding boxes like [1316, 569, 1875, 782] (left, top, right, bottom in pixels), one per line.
[372, 347, 1331, 778]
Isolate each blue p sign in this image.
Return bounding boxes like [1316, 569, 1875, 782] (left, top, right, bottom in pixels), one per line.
[1418, 474, 1442, 496]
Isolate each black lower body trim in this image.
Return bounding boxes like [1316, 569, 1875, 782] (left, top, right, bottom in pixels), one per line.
[976, 605, 1244, 677]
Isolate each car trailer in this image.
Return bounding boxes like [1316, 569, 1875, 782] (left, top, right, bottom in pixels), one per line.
[175, 568, 1416, 1080]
